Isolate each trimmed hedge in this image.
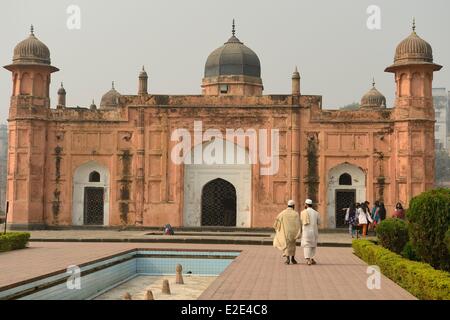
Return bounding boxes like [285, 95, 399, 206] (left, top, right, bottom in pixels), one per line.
[0, 232, 30, 252]
[376, 218, 409, 254]
[407, 188, 450, 271]
[353, 239, 450, 300]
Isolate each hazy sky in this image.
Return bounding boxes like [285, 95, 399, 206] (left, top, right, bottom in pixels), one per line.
[1, 0, 450, 123]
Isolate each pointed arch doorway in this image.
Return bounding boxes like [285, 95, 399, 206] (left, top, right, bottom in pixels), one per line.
[201, 178, 237, 226]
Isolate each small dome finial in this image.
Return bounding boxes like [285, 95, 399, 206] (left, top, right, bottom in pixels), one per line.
[372, 77, 375, 87]
[112, 81, 115, 89]
[232, 19, 235, 36]
[142, 65, 145, 71]
[412, 17, 416, 33]
[61, 82, 64, 88]
[30, 24, 34, 35]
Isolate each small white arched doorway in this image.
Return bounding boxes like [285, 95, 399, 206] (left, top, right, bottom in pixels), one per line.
[72, 161, 110, 226]
[183, 139, 252, 227]
[327, 163, 366, 228]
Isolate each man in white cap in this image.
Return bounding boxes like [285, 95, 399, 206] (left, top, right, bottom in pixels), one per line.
[300, 199, 321, 265]
[273, 200, 301, 264]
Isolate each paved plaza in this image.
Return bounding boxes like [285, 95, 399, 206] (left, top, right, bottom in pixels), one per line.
[0, 241, 415, 300]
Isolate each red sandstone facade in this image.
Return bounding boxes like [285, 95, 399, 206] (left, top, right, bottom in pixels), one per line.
[4, 24, 441, 229]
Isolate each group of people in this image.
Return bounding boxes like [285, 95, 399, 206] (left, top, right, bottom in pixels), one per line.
[344, 201, 406, 238]
[272, 198, 406, 265]
[273, 199, 320, 265]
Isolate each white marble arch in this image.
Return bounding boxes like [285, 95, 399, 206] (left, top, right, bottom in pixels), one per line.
[72, 161, 110, 226]
[183, 139, 252, 227]
[326, 163, 366, 228]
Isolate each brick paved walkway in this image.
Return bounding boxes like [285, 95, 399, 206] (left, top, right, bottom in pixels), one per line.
[0, 242, 415, 300]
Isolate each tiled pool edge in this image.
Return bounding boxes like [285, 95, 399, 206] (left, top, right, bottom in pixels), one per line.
[0, 248, 241, 300]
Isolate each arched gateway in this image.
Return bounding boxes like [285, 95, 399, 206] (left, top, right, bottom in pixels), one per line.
[72, 161, 110, 226]
[183, 139, 251, 227]
[327, 163, 366, 228]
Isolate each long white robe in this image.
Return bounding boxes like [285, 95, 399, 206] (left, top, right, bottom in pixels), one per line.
[300, 207, 320, 248]
[273, 208, 301, 256]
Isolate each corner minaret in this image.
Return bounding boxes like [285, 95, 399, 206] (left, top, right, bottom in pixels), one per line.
[4, 25, 59, 109]
[385, 20, 442, 205]
[3, 26, 59, 229]
[138, 66, 148, 95]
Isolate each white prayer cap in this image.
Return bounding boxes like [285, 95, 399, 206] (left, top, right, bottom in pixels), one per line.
[305, 199, 313, 205]
[287, 200, 295, 206]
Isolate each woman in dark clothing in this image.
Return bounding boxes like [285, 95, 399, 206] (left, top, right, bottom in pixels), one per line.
[393, 202, 405, 219]
[379, 202, 387, 221]
[345, 203, 358, 238]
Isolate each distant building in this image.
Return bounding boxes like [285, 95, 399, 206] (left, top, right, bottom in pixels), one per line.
[448, 90, 450, 149]
[432, 88, 449, 150]
[0, 124, 7, 213]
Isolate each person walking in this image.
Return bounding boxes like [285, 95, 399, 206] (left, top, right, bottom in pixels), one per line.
[393, 202, 405, 219]
[357, 202, 373, 237]
[344, 203, 358, 238]
[300, 199, 321, 266]
[354, 203, 361, 237]
[273, 200, 301, 265]
[371, 201, 381, 232]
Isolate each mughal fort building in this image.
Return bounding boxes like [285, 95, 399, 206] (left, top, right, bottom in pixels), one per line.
[3, 22, 441, 229]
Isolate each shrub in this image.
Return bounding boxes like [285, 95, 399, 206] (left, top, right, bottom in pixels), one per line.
[445, 228, 450, 254]
[375, 218, 409, 254]
[407, 188, 450, 271]
[0, 232, 30, 252]
[401, 241, 419, 261]
[353, 240, 450, 300]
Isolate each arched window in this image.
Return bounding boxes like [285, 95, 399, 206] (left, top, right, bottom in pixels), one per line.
[411, 72, 422, 97]
[399, 73, 408, 97]
[20, 73, 32, 95]
[34, 73, 45, 97]
[89, 171, 100, 182]
[339, 173, 352, 185]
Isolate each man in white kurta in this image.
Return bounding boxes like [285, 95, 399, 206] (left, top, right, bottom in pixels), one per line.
[300, 199, 321, 265]
[273, 200, 301, 265]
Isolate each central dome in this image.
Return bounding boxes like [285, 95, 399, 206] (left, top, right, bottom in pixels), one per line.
[204, 25, 261, 78]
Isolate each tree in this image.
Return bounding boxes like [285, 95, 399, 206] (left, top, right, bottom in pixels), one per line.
[407, 188, 450, 271]
[340, 102, 360, 110]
